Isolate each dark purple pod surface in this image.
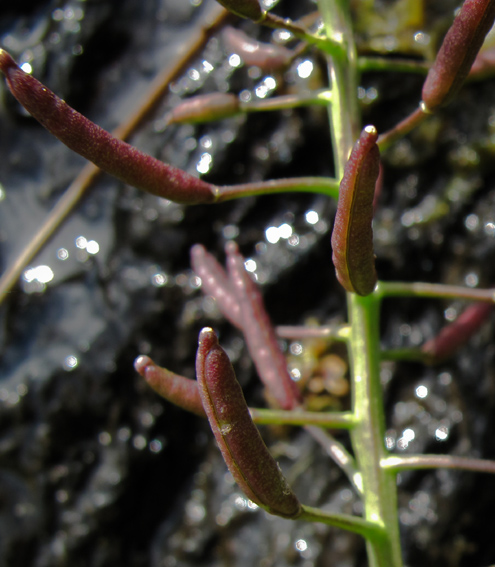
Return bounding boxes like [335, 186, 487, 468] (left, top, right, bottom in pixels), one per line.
[134, 355, 206, 417]
[422, 0, 495, 110]
[196, 327, 301, 518]
[0, 49, 217, 205]
[331, 126, 379, 296]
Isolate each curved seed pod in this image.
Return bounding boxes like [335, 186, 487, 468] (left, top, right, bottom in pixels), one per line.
[222, 26, 294, 70]
[134, 355, 206, 417]
[167, 93, 240, 125]
[215, 0, 266, 22]
[225, 241, 303, 410]
[422, 302, 494, 364]
[196, 327, 302, 518]
[331, 126, 379, 296]
[422, 0, 495, 111]
[0, 49, 217, 205]
[190, 244, 242, 328]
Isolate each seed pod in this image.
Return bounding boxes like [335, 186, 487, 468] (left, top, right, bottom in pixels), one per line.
[215, 0, 266, 22]
[0, 49, 217, 205]
[196, 327, 302, 518]
[422, 0, 495, 111]
[222, 26, 293, 70]
[331, 126, 379, 296]
[225, 241, 303, 409]
[167, 93, 240, 125]
[422, 302, 494, 364]
[190, 244, 242, 328]
[134, 355, 206, 417]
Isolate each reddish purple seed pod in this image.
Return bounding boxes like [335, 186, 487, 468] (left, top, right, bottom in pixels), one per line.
[222, 26, 293, 70]
[422, 0, 495, 111]
[422, 302, 494, 364]
[167, 93, 240, 125]
[331, 126, 379, 296]
[196, 327, 301, 518]
[225, 241, 303, 410]
[190, 244, 242, 328]
[215, 0, 266, 22]
[134, 355, 206, 417]
[0, 49, 217, 205]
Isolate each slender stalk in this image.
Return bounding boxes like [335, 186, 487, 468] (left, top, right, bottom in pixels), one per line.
[216, 176, 339, 200]
[377, 106, 428, 152]
[376, 281, 495, 302]
[299, 504, 386, 541]
[382, 454, 495, 474]
[250, 408, 355, 428]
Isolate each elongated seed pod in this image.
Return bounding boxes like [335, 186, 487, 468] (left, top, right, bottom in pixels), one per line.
[167, 93, 240, 125]
[222, 26, 293, 70]
[0, 49, 217, 205]
[134, 355, 206, 417]
[331, 126, 379, 296]
[215, 0, 266, 22]
[422, 302, 494, 364]
[225, 241, 303, 410]
[196, 327, 301, 518]
[190, 244, 242, 328]
[422, 0, 495, 111]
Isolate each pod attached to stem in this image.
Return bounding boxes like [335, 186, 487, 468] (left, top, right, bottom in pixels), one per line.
[422, 0, 495, 111]
[0, 49, 217, 204]
[196, 327, 302, 518]
[331, 125, 379, 296]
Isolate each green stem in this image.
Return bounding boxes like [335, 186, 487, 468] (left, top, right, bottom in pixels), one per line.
[250, 408, 355, 428]
[299, 504, 387, 541]
[216, 176, 339, 201]
[316, 3, 403, 565]
[317, 0, 359, 178]
[347, 293, 403, 567]
[382, 454, 495, 474]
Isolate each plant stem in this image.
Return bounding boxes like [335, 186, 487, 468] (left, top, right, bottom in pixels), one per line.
[376, 281, 495, 302]
[317, 0, 359, 178]
[382, 454, 495, 474]
[298, 504, 386, 540]
[216, 176, 339, 200]
[250, 408, 355, 428]
[347, 293, 403, 567]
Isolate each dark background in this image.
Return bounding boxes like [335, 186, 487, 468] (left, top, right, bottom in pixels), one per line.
[1, 1, 495, 566]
